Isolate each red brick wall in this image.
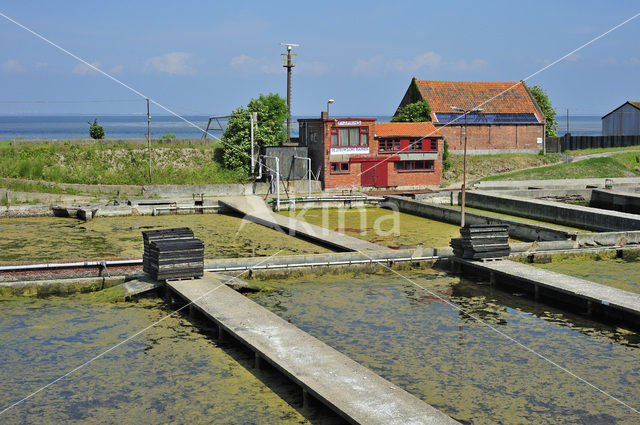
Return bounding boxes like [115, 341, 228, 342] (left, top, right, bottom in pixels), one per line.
[436, 124, 543, 151]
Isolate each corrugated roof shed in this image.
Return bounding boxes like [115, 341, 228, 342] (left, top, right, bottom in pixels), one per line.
[413, 80, 544, 122]
[374, 122, 441, 138]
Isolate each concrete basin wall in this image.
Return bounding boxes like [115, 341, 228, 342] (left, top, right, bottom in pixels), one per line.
[465, 191, 640, 231]
[384, 195, 574, 241]
[590, 189, 640, 214]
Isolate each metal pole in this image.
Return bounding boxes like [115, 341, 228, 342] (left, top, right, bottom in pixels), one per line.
[461, 112, 467, 228]
[250, 112, 256, 174]
[147, 98, 151, 184]
[286, 47, 292, 144]
[264, 156, 280, 211]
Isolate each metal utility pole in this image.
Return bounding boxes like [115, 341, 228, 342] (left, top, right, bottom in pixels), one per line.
[146, 98, 151, 184]
[450, 106, 482, 228]
[250, 112, 257, 174]
[281, 43, 299, 144]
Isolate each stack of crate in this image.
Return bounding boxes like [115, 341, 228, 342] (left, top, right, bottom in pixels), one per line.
[450, 224, 510, 260]
[142, 228, 204, 280]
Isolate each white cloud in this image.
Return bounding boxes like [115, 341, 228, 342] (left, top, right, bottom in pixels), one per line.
[35, 62, 48, 68]
[565, 53, 582, 62]
[230, 54, 255, 67]
[1, 59, 26, 73]
[111, 64, 124, 74]
[73, 61, 102, 75]
[229, 54, 282, 75]
[145, 52, 193, 75]
[628, 57, 640, 65]
[353, 51, 483, 76]
[298, 61, 333, 76]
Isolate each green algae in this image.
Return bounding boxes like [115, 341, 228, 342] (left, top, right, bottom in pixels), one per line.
[278, 206, 461, 249]
[247, 270, 640, 425]
[0, 214, 329, 264]
[524, 250, 640, 294]
[461, 205, 592, 232]
[0, 297, 337, 424]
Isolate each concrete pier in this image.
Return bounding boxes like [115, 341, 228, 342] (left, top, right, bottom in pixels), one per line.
[452, 258, 640, 327]
[590, 189, 640, 214]
[219, 195, 385, 252]
[166, 273, 459, 425]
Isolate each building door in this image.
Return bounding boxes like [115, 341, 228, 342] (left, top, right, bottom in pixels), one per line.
[361, 161, 388, 187]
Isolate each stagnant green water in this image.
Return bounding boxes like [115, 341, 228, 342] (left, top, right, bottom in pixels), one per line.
[0, 214, 328, 264]
[0, 296, 340, 424]
[530, 253, 640, 294]
[247, 270, 640, 425]
[278, 207, 463, 248]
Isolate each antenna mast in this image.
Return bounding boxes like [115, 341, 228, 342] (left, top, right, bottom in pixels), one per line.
[281, 42, 299, 144]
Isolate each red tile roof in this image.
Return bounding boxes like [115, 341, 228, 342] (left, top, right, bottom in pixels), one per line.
[414, 80, 543, 122]
[374, 122, 441, 138]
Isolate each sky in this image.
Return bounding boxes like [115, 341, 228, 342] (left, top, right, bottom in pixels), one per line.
[0, 1, 639, 117]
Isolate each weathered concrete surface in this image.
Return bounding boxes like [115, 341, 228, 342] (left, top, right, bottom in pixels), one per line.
[473, 177, 640, 191]
[591, 189, 640, 214]
[219, 195, 386, 252]
[167, 274, 459, 425]
[453, 258, 640, 324]
[143, 180, 322, 198]
[122, 276, 163, 296]
[384, 195, 575, 241]
[465, 191, 640, 231]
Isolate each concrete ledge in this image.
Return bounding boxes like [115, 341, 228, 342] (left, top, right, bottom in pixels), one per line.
[384, 195, 575, 241]
[466, 191, 640, 231]
[474, 177, 640, 191]
[591, 189, 640, 214]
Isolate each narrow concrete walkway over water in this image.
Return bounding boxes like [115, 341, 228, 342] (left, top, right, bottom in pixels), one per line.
[219, 195, 386, 252]
[453, 258, 640, 326]
[167, 273, 458, 425]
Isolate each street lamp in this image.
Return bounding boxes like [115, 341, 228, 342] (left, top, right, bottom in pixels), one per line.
[327, 99, 334, 117]
[450, 105, 482, 228]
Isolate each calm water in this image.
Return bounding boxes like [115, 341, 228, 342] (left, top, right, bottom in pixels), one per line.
[0, 114, 601, 140]
[247, 270, 640, 424]
[0, 297, 339, 424]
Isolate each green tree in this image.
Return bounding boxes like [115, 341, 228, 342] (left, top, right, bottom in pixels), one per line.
[530, 85, 558, 137]
[221, 93, 287, 174]
[391, 99, 431, 123]
[88, 118, 105, 139]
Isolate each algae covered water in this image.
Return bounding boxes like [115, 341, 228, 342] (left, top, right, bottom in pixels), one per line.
[0, 214, 328, 264]
[247, 269, 640, 424]
[0, 296, 340, 424]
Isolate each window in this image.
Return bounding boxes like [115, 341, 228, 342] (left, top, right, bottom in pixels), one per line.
[394, 160, 434, 171]
[330, 127, 368, 146]
[408, 139, 423, 151]
[379, 138, 401, 152]
[330, 162, 350, 173]
[429, 138, 438, 151]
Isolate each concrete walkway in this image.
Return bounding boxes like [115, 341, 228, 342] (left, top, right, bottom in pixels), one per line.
[219, 195, 386, 252]
[453, 258, 640, 321]
[167, 273, 459, 425]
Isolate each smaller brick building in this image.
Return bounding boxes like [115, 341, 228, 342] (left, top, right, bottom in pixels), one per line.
[298, 115, 443, 190]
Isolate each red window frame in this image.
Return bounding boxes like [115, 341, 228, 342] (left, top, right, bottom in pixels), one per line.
[379, 138, 401, 152]
[330, 127, 369, 147]
[408, 139, 423, 151]
[330, 162, 350, 174]
[394, 160, 434, 172]
[429, 138, 438, 151]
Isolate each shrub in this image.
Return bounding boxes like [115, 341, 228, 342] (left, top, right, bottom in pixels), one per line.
[88, 118, 105, 140]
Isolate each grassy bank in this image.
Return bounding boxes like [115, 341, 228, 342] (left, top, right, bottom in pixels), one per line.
[444, 152, 560, 185]
[479, 152, 640, 182]
[0, 141, 245, 186]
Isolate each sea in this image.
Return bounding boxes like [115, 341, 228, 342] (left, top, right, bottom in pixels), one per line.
[0, 114, 602, 140]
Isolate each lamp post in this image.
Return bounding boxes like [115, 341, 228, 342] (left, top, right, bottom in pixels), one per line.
[280, 43, 299, 144]
[327, 99, 334, 118]
[450, 106, 482, 228]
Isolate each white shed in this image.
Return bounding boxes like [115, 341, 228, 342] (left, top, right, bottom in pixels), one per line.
[602, 101, 640, 136]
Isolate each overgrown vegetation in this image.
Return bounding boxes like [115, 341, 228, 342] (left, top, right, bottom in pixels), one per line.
[391, 99, 431, 122]
[529, 85, 558, 137]
[221, 93, 288, 175]
[0, 141, 245, 185]
[565, 145, 640, 156]
[479, 152, 640, 181]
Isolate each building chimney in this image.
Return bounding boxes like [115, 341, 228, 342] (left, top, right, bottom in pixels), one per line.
[321, 111, 328, 119]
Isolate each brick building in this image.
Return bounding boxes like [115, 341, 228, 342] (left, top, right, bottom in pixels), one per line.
[396, 78, 546, 154]
[298, 115, 443, 189]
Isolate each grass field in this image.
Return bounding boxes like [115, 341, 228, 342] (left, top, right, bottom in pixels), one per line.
[480, 152, 640, 181]
[0, 141, 245, 186]
[565, 145, 640, 156]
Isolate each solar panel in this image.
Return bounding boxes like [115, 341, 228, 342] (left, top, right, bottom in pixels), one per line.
[434, 113, 540, 124]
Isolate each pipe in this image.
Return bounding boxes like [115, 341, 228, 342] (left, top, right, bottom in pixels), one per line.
[263, 155, 280, 211]
[153, 205, 220, 215]
[294, 155, 312, 198]
[0, 258, 142, 272]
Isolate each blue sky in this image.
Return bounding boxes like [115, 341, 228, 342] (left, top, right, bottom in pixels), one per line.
[0, 1, 638, 117]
